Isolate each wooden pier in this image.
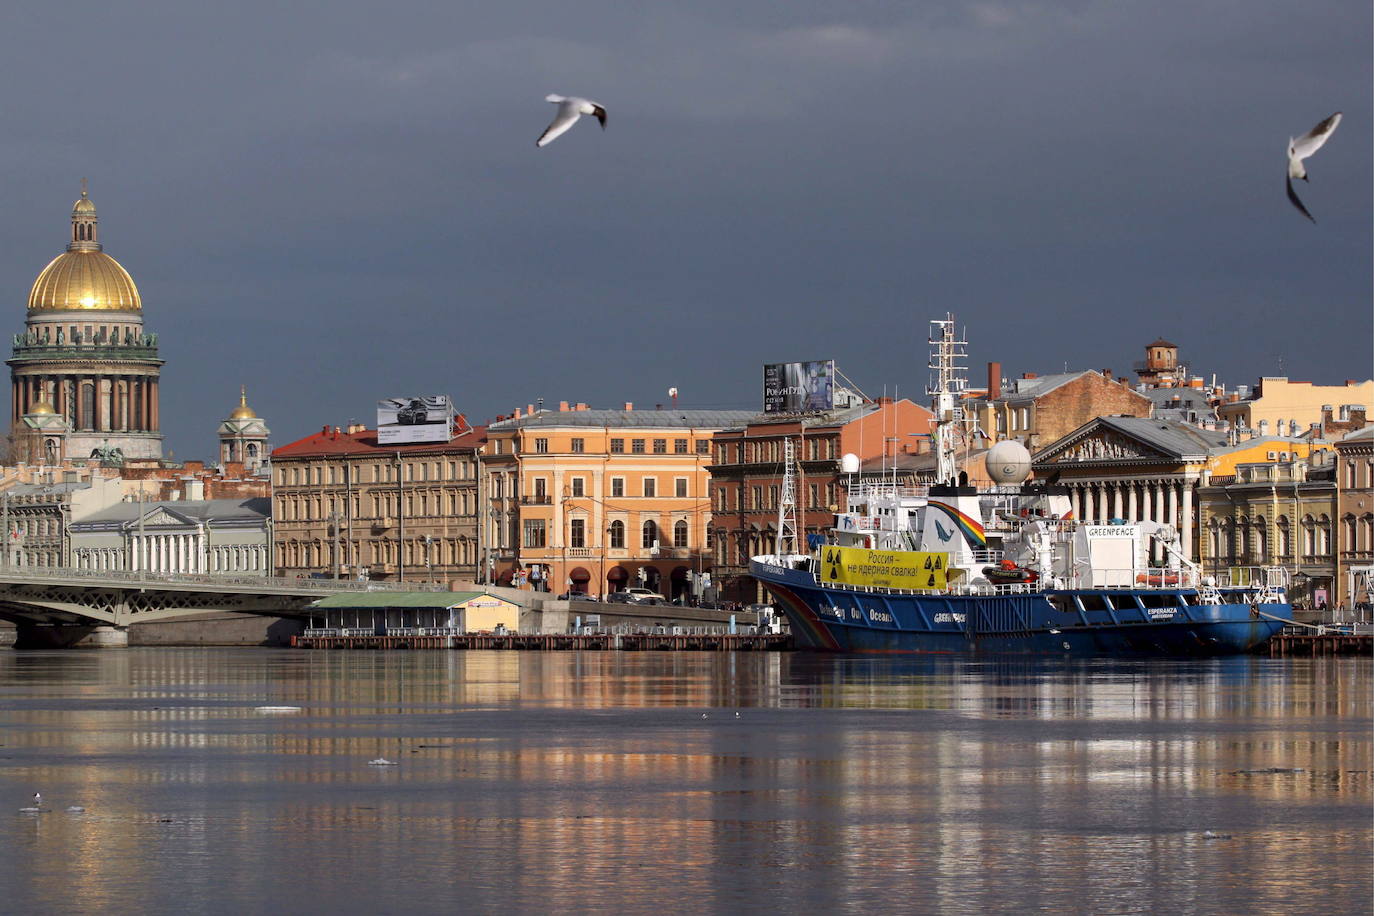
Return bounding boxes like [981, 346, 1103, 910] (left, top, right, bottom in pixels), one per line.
[291, 632, 794, 651]
[1266, 631, 1372, 656]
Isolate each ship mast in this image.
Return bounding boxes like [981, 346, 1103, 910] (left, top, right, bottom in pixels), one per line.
[927, 315, 968, 486]
[775, 436, 798, 556]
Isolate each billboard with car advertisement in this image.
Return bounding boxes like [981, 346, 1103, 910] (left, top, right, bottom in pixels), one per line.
[377, 395, 452, 444]
[763, 360, 834, 414]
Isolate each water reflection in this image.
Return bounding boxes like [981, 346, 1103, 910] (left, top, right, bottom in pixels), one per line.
[0, 650, 1368, 913]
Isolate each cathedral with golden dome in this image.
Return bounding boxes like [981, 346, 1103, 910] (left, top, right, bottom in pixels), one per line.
[8, 186, 164, 462]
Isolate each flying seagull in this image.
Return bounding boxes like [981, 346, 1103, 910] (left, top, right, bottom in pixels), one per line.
[1286, 112, 1341, 223]
[536, 95, 607, 148]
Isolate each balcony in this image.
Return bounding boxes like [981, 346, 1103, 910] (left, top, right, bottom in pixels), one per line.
[521, 495, 552, 505]
[565, 547, 595, 558]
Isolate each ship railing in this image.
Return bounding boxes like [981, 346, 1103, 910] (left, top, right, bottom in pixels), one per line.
[971, 549, 1004, 565]
[1065, 567, 1199, 590]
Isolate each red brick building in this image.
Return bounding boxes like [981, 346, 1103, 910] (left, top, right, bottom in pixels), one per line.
[971, 369, 1153, 451]
[707, 397, 935, 605]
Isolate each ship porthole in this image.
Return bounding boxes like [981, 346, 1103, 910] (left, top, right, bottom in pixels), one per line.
[1062, 642, 1070, 650]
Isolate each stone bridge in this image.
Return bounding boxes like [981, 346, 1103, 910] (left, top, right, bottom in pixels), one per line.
[0, 568, 454, 648]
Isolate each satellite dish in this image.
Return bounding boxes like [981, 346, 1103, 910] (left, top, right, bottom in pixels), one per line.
[840, 453, 861, 474]
[668, 387, 678, 398]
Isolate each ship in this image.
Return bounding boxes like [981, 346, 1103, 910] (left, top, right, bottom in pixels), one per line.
[749, 317, 1293, 655]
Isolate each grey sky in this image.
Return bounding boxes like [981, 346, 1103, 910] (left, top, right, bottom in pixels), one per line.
[0, 1, 1368, 457]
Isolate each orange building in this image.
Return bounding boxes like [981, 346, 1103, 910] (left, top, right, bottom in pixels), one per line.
[481, 402, 755, 600]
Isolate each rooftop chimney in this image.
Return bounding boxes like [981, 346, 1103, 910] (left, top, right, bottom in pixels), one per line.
[987, 362, 1001, 398]
[624, 402, 634, 411]
[1102, 368, 1113, 380]
[559, 401, 569, 411]
[1023, 372, 1038, 380]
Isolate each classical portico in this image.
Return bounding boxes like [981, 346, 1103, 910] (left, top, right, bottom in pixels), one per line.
[7, 187, 164, 460]
[1034, 416, 1226, 561]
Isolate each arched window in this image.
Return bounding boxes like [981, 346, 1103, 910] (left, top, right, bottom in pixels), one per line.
[1301, 515, 1316, 557]
[642, 520, 658, 549]
[673, 519, 689, 548]
[1317, 515, 1331, 555]
[609, 520, 625, 549]
[1223, 517, 1237, 560]
[1251, 518, 1267, 562]
[1208, 520, 1221, 560]
[1361, 514, 1374, 552]
[1276, 516, 1291, 557]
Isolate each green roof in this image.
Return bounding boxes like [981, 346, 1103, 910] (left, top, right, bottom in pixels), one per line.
[310, 591, 489, 609]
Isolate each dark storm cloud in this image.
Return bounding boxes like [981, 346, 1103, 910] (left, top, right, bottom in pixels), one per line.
[0, 1, 1368, 455]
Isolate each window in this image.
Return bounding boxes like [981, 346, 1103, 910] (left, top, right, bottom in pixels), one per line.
[570, 518, 586, 548]
[571, 477, 585, 497]
[751, 486, 762, 510]
[675, 478, 688, 498]
[653, 439, 667, 454]
[534, 478, 547, 499]
[523, 519, 546, 548]
[642, 520, 659, 549]
[696, 440, 710, 454]
[769, 485, 779, 508]
[609, 520, 625, 549]
[611, 477, 625, 498]
[535, 438, 549, 454]
[673, 520, 689, 548]
[809, 484, 819, 508]
[571, 438, 585, 454]
[643, 478, 656, 497]
[632, 439, 646, 454]
[611, 438, 625, 454]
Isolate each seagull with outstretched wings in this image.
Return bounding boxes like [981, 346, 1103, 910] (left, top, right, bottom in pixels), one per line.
[536, 95, 607, 148]
[1286, 112, 1341, 222]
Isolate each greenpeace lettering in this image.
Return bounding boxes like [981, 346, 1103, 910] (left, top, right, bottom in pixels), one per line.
[819, 545, 948, 590]
[1084, 525, 1139, 538]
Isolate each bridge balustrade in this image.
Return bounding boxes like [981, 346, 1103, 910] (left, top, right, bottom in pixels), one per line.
[0, 566, 447, 592]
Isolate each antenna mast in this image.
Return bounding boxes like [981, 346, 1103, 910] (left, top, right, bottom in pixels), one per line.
[775, 437, 798, 556]
[927, 315, 969, 485]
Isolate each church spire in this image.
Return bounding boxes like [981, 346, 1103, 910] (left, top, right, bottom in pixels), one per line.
[69, 179, 100, 252]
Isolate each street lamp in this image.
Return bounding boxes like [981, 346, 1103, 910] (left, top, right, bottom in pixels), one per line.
[422, 535, 435, 583]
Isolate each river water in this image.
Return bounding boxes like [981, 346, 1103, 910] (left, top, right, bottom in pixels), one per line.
[0, 649, 1369, 914]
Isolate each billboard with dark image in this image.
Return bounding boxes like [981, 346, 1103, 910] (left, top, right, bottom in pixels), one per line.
[763, 361, 834, 414]
[377, 395, 452, 444]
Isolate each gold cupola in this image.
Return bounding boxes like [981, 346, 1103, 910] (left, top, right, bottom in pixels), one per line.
[28, 399, 57, 416]
[27, 184, 142, 313]
[229, 386, 257, 419]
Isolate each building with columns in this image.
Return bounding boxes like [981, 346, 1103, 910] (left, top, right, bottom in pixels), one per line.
[69, 497, 271, 576]
[1033, 416, 1327, 563]
[7, 187, 163, 461]
[219, 387, 270, 475]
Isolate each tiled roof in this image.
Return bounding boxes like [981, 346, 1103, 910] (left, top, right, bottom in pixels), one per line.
[71, 497, 271, 528]
[273, 426, 486, 458]
[1094, 416, 1227, 458]
[488, 409, 757, 431]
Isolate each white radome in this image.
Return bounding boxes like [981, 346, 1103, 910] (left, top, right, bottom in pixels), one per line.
[841, 453, 861, 475]
[986, 439, 1032, 484]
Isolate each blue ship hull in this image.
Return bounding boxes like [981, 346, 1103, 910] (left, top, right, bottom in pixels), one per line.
[751, 560, 1290, 656]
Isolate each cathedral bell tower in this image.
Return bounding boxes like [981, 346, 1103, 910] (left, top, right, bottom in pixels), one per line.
[7, 185, 164, 461]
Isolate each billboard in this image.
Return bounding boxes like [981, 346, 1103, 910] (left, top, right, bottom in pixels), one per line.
[818, 545, 949, 591]
[763, 360, 834, 414]
[377, 395, 452, 444]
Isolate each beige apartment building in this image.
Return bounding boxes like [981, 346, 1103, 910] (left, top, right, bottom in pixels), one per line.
[482, 402, 755, 600]
[1217, 377, 1372, 436]
[271, 424, 484, 583]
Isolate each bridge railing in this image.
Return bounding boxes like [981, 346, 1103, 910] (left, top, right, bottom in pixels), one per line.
[0, 566, 448, 593]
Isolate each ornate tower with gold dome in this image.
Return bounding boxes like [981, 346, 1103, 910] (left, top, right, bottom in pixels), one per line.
[7, 186, 164, 461]
[219, 386, 270, 474]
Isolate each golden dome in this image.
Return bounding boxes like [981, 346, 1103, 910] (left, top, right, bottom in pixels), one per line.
[28, 400, 57, 415]
[28, 250, 142, 312]
[229, 386, 257, 419]
[28, 186, 142, 313]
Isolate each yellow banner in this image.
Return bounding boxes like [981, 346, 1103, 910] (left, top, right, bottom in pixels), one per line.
[818, 546, 948, 590]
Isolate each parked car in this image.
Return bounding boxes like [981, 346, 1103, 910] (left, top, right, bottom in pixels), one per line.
[558, 591, 599, 602]
[623, 588, 667, 605]
[606, 591, 637, 604]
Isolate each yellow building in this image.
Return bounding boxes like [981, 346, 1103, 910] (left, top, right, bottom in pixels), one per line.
[1218, 377, 1372, 435]
[481, 402, 755, 599]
